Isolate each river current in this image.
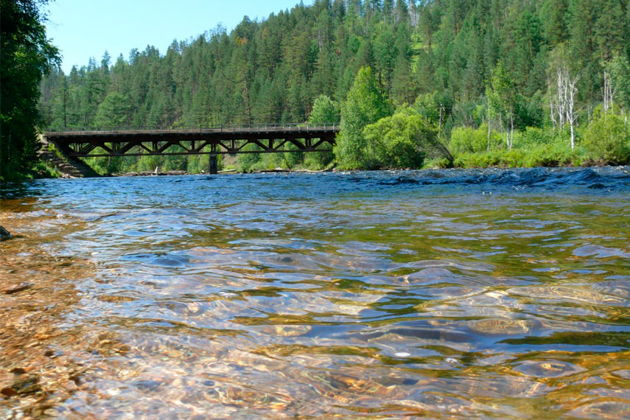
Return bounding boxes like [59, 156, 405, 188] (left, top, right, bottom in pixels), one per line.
[1, 167, 629, 418]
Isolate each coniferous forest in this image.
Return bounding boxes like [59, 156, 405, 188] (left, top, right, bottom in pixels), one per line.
[12, 1, 630, 176]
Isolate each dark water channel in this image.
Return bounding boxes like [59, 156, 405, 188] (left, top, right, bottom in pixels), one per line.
[1, 168, 629, 418]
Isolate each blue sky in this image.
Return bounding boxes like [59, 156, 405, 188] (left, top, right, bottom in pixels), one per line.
[45, 0, 309, 73]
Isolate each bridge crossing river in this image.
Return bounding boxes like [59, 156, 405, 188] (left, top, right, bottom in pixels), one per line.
[44, 125, 339, 174]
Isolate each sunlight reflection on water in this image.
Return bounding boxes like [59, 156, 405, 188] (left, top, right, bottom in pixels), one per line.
[1, 167, 629, 418]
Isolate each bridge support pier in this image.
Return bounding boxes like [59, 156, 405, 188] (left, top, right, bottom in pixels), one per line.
[209, 153, 218, 175]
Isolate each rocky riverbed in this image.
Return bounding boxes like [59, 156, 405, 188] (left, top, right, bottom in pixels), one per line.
[0, 205, 128, 418]
[1, 168, 629, 418]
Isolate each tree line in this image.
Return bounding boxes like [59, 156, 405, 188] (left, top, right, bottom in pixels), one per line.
[19, 1, 630, 175]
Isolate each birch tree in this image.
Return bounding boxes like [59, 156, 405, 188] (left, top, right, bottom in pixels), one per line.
[548, 48, 579, 150]
[602, 70, 614, 114]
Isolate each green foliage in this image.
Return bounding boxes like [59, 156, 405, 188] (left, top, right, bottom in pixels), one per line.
[454, 149, 527, 168]
[413, 92, 452, 128]
[1, 0, 59, 180]
[487, 62, 517, 135]
[452, 127, 586, 168]
[95, 92, 131, 129]
[186, 155, 207, 174]
[582, 111, 630, 164]
[607, 56, 630, 109]
[512, 126, 557, 148]
[308, 95, 340, 126]
[522, 143, 584, 167]
[237, 144, 263, 173]
[422, 157, 452, 169]
[453, 148, 572, 168]
[362, 110, 437, 169]
[135, 155, 163, 173]
[449, 124, 502, 155]
[306, 95, 339, 169]
[335, 67, 392, 169]
[31, 160, 61, 179]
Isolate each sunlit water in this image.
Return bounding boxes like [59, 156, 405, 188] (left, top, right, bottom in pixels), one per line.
[1, 168, 629, 418]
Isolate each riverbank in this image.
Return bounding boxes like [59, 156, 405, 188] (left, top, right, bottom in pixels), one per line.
[26, 162, 623, 180]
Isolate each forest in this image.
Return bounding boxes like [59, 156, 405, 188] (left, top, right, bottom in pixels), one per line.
[8, 0, 630, 177]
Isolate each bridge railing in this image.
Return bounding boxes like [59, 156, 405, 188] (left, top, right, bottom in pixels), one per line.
[45, 123, 339, 134]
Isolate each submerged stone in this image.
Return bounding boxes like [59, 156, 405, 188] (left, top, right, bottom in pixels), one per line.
[4, 282, 34, 295]
[0, 226, 11, 241]
[1, 375, 41, 397]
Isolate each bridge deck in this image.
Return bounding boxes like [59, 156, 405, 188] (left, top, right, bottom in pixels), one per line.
[45, 126, 339, 158]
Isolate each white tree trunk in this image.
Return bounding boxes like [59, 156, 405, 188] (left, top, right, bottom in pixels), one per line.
[551, 66, 578, 149]
[603, 71, 614, 114]
[557, 68, 566, 127]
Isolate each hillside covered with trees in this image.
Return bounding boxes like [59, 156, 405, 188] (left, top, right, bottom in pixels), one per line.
[39, 0, 630, 174]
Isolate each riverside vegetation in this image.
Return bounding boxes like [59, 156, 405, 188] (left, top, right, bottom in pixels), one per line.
[1, 0, 629, 180]
[0, 0, 59, 181]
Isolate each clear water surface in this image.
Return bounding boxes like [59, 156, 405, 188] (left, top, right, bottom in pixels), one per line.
[0, 167, 629, 418]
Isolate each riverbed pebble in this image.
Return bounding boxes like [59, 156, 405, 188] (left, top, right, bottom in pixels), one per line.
[3, 282, 34, 295]
[0, 225, 11, 241]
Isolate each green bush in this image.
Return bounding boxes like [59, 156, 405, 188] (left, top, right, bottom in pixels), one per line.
[238, 144, 263, 172]
[303, 151, 334, 170]
[582, 112, 630, 164]
[522, 143, 583, 167]
[363, 110, 438, 169]
[423, 157, 452, 169]
[453, 146, 582, 169]
[449, 124, 502, 155]
[136, 155, 163, 173]
[513, 126, 556, 148]
[31, 161, 61, 179]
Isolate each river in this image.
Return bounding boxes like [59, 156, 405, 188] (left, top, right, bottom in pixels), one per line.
[1, 167, 629, 418]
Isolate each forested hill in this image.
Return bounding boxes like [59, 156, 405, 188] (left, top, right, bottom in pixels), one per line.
[39, 0, 629, 172]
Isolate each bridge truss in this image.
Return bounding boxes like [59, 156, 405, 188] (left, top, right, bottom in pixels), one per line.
[45, 126, 338, 159]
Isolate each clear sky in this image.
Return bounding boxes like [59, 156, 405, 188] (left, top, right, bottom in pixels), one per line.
[45, 0, 310, 73]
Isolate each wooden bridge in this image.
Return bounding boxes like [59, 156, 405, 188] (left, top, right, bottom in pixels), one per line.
[44, 126, 339, 174]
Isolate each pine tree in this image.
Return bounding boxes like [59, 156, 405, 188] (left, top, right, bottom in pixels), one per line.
[95, 92, 131, 129]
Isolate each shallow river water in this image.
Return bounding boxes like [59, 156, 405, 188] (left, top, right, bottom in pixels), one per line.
[1, 168, 629, 418]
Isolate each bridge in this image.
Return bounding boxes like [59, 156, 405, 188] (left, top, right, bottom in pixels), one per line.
[44, 125, 339, 174]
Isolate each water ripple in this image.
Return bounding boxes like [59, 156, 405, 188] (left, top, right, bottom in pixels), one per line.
[1, 168, 628, 417]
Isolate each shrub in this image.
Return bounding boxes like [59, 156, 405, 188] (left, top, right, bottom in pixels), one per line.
[582, 112, 630, 164]
[423, 157, 452, 169]
[449, 124, 502, 155]
[522, 143, 583, 167]
[455, 147, 579, 168]
[513, 126, 556, 148]
[363, 110, 439, 169]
